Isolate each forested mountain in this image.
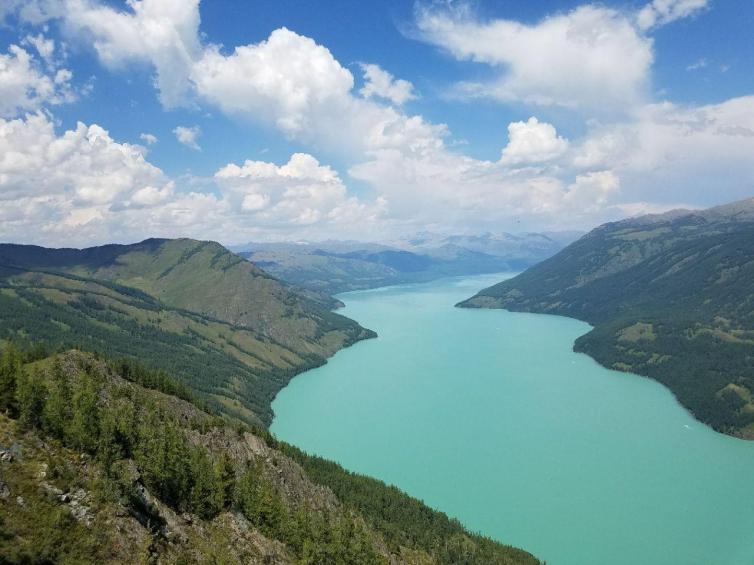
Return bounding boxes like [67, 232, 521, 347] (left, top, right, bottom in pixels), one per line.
[460, 198, 754, 438]
[0, 239, 374, 426]
[239, 232, 579, 295]
[0, 347, 538, 564]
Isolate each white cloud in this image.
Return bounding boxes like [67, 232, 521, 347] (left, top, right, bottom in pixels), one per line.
[500, 117, 569, 165]
[0, 44, 74, 117]
[416, 4, 653, 112]
[191, 27, 446, 157]
[637, 0, 708, 31]
[686, 58, 708, 71]
[139, 132, 157, 145]
[191, 28, 353, 137]
[128, 183, 173, 207]
[23, 33, 56, 66]
[173, 125, 200, 150]
[0, 0, 63, 25]
[58, 0, 202, 108]
[349, 143, 623, 232]
[0, 112, 204, 244]
[571, 96, 754, 205]
[0, 112, 386, 246]
[350, 95, 754, 231]
[563, 171, 620, 212]
[359, 63, 416, 106]
[215, 153, 386, 227]
[0, 112, 168, 206]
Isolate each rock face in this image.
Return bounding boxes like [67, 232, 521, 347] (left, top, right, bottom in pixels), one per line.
[460, 198, 754, 438]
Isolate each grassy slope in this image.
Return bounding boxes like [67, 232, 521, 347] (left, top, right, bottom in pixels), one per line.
[460, 199, 754, 438]
[0, 239, 374, 425]
[0, 350, 539, 565]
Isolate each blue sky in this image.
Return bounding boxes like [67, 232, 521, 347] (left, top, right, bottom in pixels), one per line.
[0, 0, 752, 246]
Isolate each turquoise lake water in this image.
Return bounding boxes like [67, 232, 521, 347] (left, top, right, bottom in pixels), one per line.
[270, 273, 754, 565]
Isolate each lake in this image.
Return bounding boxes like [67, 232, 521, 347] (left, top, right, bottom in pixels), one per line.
[270, 273, 754, 565]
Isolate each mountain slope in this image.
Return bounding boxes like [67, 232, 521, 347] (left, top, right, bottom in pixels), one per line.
[460, 198, 754, 438]
[0, 347, 539, 564]
[241, 232, 579, 295]
[0, 239, 374, 425]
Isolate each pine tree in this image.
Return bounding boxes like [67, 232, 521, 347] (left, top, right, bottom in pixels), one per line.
[42, 361, 72, 440]
[189, 447, 223, 519]
[0, 343, 22, 416]
[16, 367, 47, 429]
[68, 374, 101, 453]
[216, 452, 236, 508]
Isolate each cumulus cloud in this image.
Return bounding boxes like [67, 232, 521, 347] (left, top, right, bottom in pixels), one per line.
[0, 113, 385, 246]
[192, 28, 448, 158]
[191, 28, 353, 136]
[359, 63, 416, 106]
[571, 96, 754, 205]
[563, 171, 621, 212]
[500, 117, 569, 166]
[637, 0, 709, 31]
[139, 132, 157, 145]
[216, 153, 386, 227]
[0, 112, 168, 206]
[0, 44, 74, 117]
[173, 125, 201, 150]
[56, 0, 202, 107]
[350, 140, 623, 232]
[415, 4, 653, 112]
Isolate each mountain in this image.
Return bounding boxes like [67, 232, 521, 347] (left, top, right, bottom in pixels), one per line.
[460, 198, 754, 439]
[240, 232, 580, 295]
[0, 347, 538, 564]
[392, 231, 582, 259]
[0, 238, 374, 426]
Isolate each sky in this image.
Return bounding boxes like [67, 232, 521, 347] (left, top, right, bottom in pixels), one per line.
[0, 0, 752, 247]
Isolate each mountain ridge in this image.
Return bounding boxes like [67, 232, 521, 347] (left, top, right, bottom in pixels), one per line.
[239, 231, 580, 295]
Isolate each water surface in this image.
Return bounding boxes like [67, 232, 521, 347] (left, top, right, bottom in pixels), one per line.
[271, 274, 754, 565]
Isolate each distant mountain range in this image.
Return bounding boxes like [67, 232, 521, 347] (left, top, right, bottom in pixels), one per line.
[460, 198, 754, 439]
[236, 231, 582, 295]
[0, 238, 373, 425]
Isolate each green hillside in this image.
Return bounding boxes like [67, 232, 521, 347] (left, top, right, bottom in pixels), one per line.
[0, 347, 538, 564]
[460, 198, 754, 438]
[0, 239, 374, 426]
